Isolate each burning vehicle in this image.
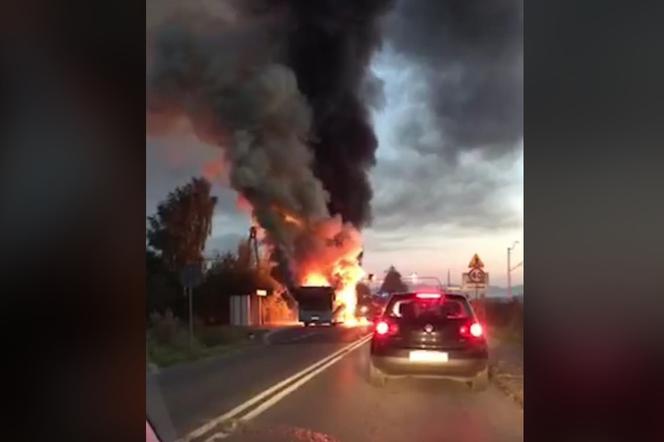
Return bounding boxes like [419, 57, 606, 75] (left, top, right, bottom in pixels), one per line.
[292, 285, 340, 326]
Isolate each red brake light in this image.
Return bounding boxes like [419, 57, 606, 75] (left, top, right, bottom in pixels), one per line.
[460, 321, 484, 339]
[374, 320, 399, 336]
[375, 321, 389, 335]
[415, 292, 441, 299]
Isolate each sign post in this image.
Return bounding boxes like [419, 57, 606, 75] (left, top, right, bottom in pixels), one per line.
[462, 254, 489, 321]
[180, 263, 204, 352]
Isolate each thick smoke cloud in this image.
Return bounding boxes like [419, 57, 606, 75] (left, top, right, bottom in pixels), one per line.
[147, 0, 392, 281]
[282, 0, 394, 227]
[386, 0, 523, 160]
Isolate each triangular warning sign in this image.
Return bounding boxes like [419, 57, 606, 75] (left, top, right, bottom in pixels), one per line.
[468, 253, 484, 269]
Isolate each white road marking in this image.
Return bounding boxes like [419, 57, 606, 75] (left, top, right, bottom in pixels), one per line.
[179, 333, 372, 442]
[202, 431, 230, 441]
[240, 335, 371, 422]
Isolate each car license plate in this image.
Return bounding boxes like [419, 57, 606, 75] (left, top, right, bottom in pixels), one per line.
[311, 316, 320, 320]
[409, 350, 448, 363]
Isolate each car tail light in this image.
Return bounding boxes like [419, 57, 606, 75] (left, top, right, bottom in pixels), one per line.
[460, 321, 484, 339]
[374, 320, 399, 336]
[415, 292, 442, 299]
[375, 321, 389, 335]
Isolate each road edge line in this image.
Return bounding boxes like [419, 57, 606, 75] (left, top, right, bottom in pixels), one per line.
[239, 335, 371, 423]
[180, 333, 372, 442]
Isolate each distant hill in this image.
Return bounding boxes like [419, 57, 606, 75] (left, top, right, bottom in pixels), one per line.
[487, 285, 523, 298]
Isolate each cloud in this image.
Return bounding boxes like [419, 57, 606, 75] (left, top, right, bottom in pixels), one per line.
[365, 43, 523, 252]
[371, 149, 521, 231]
[205, 232, 245, 255]
[384, 0, 523, 160]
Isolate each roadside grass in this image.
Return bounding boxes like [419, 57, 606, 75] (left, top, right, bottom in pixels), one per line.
[485, 299, 523, 345]
[489, 322, 523, 345]
[147, 324, 269, 368]
[485, 301, 523, 407]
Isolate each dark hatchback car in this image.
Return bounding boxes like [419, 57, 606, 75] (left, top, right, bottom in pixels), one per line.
[368, 291, 489, 390]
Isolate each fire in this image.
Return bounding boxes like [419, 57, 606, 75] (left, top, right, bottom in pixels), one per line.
[302, 273, 330, 286]
[263, 206, 367, 326]
[343, 316, 372, 328]
[330, 258, 364, 323]
[295, 216, 365, 325]
[283, 213, 304, 228]
[274, 206, 305, 228]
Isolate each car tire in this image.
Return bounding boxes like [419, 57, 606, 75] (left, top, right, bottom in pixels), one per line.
[368, 360, 387, 387]
[469, 367, 489, 392]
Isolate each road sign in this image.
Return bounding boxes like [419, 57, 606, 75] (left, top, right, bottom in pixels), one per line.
[180, 263, 203, 289]
[462, 273, 488, 286]
[468, 267, 487, 284]
[468, 253, 485, 269]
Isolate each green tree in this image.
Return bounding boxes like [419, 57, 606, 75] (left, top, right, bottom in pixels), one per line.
[146, 249, 180, 317]
[147, 177, 217, 270]
[379, 266, 408, 294]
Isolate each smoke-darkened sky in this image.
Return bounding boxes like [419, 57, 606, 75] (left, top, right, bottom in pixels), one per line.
[146, 0, 523, 286]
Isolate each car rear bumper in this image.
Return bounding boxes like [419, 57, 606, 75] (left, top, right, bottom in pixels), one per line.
[371, 353, 487, 379]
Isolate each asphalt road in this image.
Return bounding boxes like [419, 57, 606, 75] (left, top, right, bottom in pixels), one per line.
[147, 325, 523, 442]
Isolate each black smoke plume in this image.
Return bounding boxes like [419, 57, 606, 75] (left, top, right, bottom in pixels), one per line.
[282, 0, 394, 227]
[146, 0, 393, 281]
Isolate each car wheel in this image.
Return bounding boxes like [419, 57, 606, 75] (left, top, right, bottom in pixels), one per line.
[368, 360, 387, 387]
[469, 367, 489, 392]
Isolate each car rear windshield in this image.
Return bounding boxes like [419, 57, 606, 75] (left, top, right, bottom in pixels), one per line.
[385, 294, 472, 323]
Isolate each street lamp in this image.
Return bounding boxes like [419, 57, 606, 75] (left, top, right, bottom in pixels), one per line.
[507, 241, 522, 300]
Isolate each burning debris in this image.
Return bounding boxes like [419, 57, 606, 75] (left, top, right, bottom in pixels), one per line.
[147, 0, 392, 321]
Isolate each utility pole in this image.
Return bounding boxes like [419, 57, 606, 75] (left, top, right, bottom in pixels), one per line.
[180, 262, 203, 353]
[249, 226, 262, 325]
[447, 269, 451, 287]
[507, 246, 512, 300]
[249, 226, 259, 270]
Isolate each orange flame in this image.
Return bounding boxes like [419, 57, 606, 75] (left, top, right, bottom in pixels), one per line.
[283, 213, 304, 228]
[302, 273, 330, 287]
[295, 216, 365, 325]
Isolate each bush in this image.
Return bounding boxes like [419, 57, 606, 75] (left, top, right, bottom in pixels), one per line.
[150, 310, 180, 345]
[508, 301, 523, 340]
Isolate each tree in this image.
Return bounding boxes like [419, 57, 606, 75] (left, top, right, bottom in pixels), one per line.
[379, 266, 408, 294]
[146, 249, 180, 317]
[147, 177, 217, 270]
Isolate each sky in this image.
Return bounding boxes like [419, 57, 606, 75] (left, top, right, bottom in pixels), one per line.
[146, 0, 523, 288]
